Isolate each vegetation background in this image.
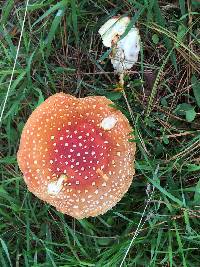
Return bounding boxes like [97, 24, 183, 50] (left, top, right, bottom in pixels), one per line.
[0, 0, 200, 266]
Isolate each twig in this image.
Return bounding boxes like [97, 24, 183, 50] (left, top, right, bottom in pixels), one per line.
[119, 165, 158, 267]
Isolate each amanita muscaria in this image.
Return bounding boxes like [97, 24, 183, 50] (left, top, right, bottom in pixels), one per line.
[17, 93, 136, 219]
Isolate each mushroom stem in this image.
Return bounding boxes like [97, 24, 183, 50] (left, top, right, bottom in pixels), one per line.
[119, 72, 124, 89]
[114, 73, 124, 92]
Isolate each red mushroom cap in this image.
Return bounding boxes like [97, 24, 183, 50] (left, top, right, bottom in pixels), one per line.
[17, 93, 136, 219]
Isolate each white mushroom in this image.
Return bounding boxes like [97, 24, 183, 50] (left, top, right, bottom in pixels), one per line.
[99, 15, 140, 73]
[111, 27, 140, 73]
[98, 16, 130, 47]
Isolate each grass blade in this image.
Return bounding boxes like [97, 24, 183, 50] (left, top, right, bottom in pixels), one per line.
[0, 238, 12, 267]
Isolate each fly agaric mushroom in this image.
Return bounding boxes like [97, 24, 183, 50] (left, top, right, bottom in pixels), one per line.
[17, 93, 136, 219]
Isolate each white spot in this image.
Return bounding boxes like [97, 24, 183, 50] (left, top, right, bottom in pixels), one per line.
[100, 116, 118, 130]
[47, 174, 67, 195]
[51, 136, 54, 140]
[60, 136, 63, 140]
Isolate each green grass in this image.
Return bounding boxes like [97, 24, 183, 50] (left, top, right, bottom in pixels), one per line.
[1, 0, 200, 266]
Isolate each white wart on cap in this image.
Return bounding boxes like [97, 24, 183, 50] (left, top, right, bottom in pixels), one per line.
[17, 93, 136, 219]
